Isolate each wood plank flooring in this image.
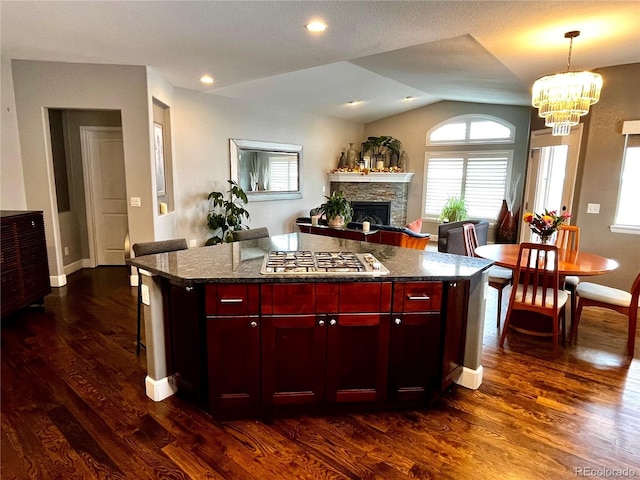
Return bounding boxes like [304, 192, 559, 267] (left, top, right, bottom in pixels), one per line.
[2, 267, 639, 479]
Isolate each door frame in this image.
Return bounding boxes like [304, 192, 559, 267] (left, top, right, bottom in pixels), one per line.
[80, 126, 124, 267]
[520, 125, 584, 243]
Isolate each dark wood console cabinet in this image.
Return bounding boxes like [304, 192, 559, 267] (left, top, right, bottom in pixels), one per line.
[1, 211, 50, 318]
[167, 278, 468, 419]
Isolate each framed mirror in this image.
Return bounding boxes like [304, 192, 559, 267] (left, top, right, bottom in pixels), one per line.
[230, 138, 303, 201]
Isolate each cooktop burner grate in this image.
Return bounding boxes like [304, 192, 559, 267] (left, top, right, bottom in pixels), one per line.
[261, 251, 389, 276]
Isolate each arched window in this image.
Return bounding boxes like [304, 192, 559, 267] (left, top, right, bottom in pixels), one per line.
[424, 115, 515, 220]
[426, 114, 515, 145]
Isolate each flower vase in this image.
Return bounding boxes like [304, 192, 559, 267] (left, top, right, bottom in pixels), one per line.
[338, 152, 346, 168]
[539, 234, 552, 244]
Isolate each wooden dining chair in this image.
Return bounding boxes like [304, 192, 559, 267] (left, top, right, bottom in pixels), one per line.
[499, 242, 568, 357]
[462, 223, 513, 327]
[232, 227, 270, 242]
[132, 238, 188, 355]
[572, 271, 640, 357]
[555, 224, 581, 315]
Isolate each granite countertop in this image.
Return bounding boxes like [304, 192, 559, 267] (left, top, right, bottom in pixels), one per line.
[127, 233, 493, 286]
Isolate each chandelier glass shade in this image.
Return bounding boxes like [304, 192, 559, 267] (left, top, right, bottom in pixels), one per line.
[531, 31, 603, 136]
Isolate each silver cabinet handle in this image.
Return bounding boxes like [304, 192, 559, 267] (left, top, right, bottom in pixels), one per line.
[394, 318, 402, 325]
[250, 321, 258, 328]
[408, 295, 430, 301]
[220, 298, 243, 303]
[329, 319, 337, 326]
[186, 286, 194, 292]
[318, 320, 325, 326]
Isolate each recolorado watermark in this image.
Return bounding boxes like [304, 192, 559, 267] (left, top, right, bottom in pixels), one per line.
[575, 466, 637, 477]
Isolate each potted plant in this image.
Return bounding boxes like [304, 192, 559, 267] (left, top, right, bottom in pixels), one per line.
[319, 191, 353, 228]
[439, 196, 467, 223]
[206, 180, 250, 245]
[361, 136, 402, 169]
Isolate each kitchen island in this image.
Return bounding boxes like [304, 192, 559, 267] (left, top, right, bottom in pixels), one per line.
[128, 233, 492, 419]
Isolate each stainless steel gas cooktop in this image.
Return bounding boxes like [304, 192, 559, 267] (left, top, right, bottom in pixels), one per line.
[260, 251, 389, 276]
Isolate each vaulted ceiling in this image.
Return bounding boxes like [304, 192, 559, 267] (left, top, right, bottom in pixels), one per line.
[2, 1, 639, 122]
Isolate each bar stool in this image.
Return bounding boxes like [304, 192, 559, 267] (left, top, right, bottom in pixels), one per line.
[132, 238, 188, 355]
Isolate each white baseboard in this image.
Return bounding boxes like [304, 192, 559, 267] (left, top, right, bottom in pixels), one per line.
[63, 259, 93, 276]
[50, 274, 67, 287]
[145, 375, 177, 402]
[454, 365, 483, 390]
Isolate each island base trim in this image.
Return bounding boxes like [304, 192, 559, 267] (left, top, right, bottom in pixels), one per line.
[145, 375, 177, 401]
[454, 365, 483, 390]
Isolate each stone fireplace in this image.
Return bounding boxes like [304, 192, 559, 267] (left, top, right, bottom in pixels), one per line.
[328, 172, 414, 227]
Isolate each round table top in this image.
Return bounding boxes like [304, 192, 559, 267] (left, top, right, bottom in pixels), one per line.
[475, 243, 619, 276]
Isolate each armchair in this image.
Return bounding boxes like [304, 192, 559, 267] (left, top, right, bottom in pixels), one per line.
[438, 219, 489, 255]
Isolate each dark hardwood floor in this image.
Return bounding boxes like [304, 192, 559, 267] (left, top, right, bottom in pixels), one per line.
[2, 267, 639, 479]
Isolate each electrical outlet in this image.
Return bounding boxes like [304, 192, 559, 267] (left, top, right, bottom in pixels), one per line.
[189, 239, 197, 248]
[141, 284, 150, 305]
[64, 246, 69, 256]
[587, 203, 600, 214]
[130, 197, 141, 207]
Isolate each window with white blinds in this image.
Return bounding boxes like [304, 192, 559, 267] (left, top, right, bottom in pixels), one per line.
[269, 156, 298, 191]
[614, 132, 640, 228]
[424, 151, 512, 220]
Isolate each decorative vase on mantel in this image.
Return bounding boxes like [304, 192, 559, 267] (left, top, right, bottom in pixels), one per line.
[346, 143, 358, 169]
[338, 152, 346, 168]
[398, 151, 408, 170]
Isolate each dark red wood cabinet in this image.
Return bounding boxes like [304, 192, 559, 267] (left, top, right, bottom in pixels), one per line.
[388, 282, 444, 403]
[205, 284, 261, 414]
[1, 211, 50, 318]
[175, 278, 468, 418]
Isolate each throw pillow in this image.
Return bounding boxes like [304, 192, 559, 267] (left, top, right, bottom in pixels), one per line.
[406, 218, 422, 233]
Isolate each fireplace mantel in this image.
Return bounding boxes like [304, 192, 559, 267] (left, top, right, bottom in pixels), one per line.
[328, 172, 414, 183]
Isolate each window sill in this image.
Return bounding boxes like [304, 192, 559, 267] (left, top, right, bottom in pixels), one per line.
[609, 225, 640, 235]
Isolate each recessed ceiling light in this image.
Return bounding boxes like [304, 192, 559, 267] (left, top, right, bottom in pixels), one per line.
[200, 75, 214, 85]
[347, 100, 360, 106]
[404, 96, 416, 101]
[306, 21, 328, 33]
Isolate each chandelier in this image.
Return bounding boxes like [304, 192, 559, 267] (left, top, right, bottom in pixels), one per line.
[532, 31, 603, 136]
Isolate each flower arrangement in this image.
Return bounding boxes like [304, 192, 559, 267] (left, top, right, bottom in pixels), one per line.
[523, 209, 571, 243]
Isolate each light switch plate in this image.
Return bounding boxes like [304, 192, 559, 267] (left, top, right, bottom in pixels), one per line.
[587, 203, 600, 214]
[130, 197, 141, 207]
[189, 239, 197, 247]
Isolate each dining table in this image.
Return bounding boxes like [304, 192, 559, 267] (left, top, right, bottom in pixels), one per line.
[474, 243, 619, 336]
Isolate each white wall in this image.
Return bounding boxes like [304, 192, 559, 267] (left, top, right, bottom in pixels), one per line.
[172, 88, 363, 245]
[1, 56, 27, 210]
[10, 60, 152, 281]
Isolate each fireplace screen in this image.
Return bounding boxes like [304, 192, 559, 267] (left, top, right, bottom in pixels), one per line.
[351, 201, 391, 225]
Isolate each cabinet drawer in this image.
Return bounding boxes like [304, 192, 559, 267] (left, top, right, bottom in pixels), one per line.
[261, 283, 316, 315]
[205, 284, 259, 316]
[393, 282, 442, 312]
[338, 282, 391, 313]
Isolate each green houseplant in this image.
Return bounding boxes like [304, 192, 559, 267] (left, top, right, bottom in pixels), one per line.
[319, 191, 353, 228]
[361, 136, 402, 168]
[206, 180, 250, 245]
[439, 196, 467, 223]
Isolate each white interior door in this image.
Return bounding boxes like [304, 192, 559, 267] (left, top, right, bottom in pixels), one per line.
[520, 125, 583, 242]
[80, 127, 127, 266]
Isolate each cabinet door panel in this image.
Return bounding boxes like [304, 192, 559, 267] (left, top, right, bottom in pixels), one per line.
[262, 315, 325, 405]
[207, 316, 260, 410]
[326, 313, 389, 403]
[389, 313, 441, 402]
